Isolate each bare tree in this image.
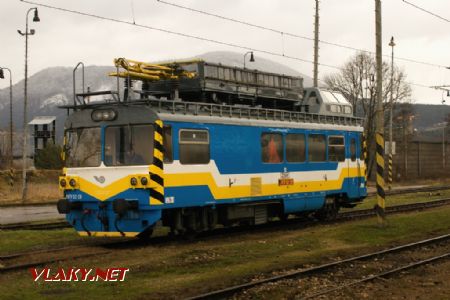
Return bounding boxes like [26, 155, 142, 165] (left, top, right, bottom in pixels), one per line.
[324, 52, 412, 177]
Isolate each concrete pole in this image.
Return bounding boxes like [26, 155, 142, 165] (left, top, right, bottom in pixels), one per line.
[19, 7, 39, 203]
[21, 11, 31, 203]
[388, 37, 395, 190]
[443, 104, 446, 169]
[9, 70, 13, 169]
[375, 0, 386, 225]
[313, 0, 319, 87]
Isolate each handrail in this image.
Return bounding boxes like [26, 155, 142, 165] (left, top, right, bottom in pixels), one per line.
[72, 62, 85, 107]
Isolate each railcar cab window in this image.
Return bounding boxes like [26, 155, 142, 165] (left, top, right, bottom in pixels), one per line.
[104, 125, 154, 166]
[65, 127, 101, 168]
[328, 136, 345, 162]
[261, 133, 283, 163]
[179, 129, 210, 164]
[286, 134, 306, 162]
[308, 134, 326, 162]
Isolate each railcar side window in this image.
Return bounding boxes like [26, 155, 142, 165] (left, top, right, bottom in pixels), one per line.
[274, 76, 280, 87]
[224, 68, 231, 80]
[261, 133, 283, 163]
[218, 67, 224, 79]
[248, 72, 256, 84]
[350, 138, 357, 161]
[286, 134, 306, 162]
[257, 74, 263, 85]
[104, 125, 154, 166]
[179, 129, 210, 164]
[308, 134, 326, 162]
[328, 136, 345, 162]
[235, 70, 241, 82]
[163, 125, 173, 163]
[205, 65, 218, 78]
[66, 127, 101, 167]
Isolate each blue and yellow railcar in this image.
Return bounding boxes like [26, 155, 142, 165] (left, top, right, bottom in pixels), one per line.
[57, 59, 367, 237]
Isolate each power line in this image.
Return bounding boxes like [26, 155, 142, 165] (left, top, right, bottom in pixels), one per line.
[156, 0, 449, 69]
[402, 0, 450, 23]
[20, 0, 342, 70]
[19, 0, 445, 94]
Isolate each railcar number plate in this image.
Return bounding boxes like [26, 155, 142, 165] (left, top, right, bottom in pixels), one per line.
[278, 178, 294, 186]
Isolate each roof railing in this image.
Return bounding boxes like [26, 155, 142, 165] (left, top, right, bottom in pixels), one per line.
[144, 98, 363, 126]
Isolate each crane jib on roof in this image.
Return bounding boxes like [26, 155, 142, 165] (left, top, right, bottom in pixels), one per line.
[109, 58, 198, 81]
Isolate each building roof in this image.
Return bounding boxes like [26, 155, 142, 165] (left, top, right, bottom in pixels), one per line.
[28, 116, 56, 125]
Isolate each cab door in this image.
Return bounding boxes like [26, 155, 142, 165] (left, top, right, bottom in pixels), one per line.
[347, 132, 361, 198]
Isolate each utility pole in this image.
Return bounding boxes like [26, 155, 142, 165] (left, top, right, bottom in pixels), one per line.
[313, 0, 319, 87]
[0, 67, 13, 169]
[18, 7, 40, 203]
[375, 0, 386, 226]
[443, 98, 447, 169]
[430, 86, 449, 169]
[388, 37, 395, 190]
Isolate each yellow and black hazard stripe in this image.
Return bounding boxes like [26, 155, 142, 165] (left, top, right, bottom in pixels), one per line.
[362, 131, 368, 181]
[374, 132, 386, 223]
[150, 120, 165, 205]
[387, 153, 393, 190]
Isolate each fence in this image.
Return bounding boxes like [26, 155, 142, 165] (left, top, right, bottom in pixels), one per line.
[392, 140, 450, 180]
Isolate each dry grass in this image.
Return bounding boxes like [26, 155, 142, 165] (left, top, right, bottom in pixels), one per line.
[3, 206, 450, 299]
[0, 169, 61, 205]
[0, 183, 61, 205]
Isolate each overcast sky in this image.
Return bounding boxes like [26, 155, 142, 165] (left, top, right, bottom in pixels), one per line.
[1, 0, 449, 104]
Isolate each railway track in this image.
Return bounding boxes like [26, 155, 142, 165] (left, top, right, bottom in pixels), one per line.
[0, 220, 69, 230]
[2, 184, 450, 231]
[2, 197, 450, 275]
[366, 184, 450, 197]
[188, 234, 450, 299]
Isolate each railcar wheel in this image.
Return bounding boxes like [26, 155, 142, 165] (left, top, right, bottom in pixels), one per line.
[315, 198, 339, 221]
[182, 229, 198, 241]
[137, 228, 154, 240]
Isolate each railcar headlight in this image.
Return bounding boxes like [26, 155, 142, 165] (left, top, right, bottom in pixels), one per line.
[130, 177, 138, 186]
[60, 178, 67, 188]
[69, 178, 77, 187]
[91, 109, 117, 121]
[140, 177, 148, 185]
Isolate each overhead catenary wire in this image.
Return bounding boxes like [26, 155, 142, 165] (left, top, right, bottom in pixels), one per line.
[156, 0, 449, 70]
[402, 0, 450, 23]
[20, 0, 341, 70]
[18, 0, 446, 94]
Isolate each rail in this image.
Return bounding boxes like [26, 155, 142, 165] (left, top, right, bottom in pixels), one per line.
[188, 233, 450, 300]
[2, 197, 450, 275]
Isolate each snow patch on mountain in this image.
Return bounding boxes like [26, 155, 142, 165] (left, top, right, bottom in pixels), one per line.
[40, 94, 69, 109]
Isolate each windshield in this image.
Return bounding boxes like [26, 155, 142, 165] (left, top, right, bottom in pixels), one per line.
[105, 124, 154, 166]
[66, 127, 101, 167]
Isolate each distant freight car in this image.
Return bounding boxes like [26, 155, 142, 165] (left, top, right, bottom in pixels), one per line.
[112, 59, 304, 111]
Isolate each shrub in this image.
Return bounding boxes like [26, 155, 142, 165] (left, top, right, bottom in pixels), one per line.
[34, 143, 63, 170]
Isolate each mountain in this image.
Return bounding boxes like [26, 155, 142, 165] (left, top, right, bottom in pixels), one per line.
[0, 65, 116, 138]
[0, 51, 312, 140]
[409, 103, 450, 130]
